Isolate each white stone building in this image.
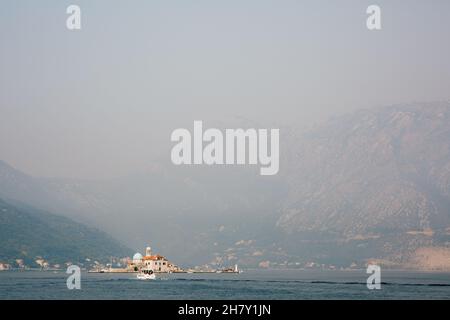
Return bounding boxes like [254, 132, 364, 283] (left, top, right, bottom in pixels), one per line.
[129, 246, 177, 273]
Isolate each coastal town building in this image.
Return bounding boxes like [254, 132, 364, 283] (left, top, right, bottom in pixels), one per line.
[143, 254, 170, 272]
[35, 258, 49, 269]
[15, 259, 24, 268]
[128, 246, 181, 273]
[0, 263, 11, 271]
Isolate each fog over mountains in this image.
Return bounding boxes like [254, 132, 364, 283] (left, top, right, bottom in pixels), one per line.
[1, 102, 450, 270]
[278, 102, 450, 269]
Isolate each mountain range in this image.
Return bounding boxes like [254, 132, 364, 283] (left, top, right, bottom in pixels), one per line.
[278, 102, 450, 270]
[1, 102, 450, 270]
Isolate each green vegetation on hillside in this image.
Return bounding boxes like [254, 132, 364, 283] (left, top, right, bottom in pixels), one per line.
[0, 198, 131, 267]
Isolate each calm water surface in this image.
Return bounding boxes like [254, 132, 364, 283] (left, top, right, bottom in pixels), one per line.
[1, 270, 449, 299]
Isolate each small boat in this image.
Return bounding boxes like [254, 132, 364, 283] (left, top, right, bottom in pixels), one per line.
[137, 267, 156, 280]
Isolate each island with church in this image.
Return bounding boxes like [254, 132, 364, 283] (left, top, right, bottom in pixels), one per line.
[88, 245, 241, 274]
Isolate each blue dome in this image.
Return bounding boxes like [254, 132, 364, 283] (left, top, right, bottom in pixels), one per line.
[133, 253, 143, 261]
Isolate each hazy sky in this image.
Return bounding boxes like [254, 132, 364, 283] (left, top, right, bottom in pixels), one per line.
[1, 0, 450, 179]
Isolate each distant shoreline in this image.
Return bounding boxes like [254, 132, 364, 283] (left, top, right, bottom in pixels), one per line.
[2, 268, 450, 274]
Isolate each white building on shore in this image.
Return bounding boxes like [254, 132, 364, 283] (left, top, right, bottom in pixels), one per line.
[129, 246, 181, 273]
[0, 263, 11, 271]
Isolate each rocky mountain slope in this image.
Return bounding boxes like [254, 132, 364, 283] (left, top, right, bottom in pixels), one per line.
[1, 102, 450, 269]
[277, 102, 450, 269]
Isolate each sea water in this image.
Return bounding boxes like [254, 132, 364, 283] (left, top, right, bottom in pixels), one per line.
[0, 270, 449, 300]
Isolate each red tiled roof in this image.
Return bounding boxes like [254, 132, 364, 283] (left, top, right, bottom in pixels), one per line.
[143, 255, 166, 261]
